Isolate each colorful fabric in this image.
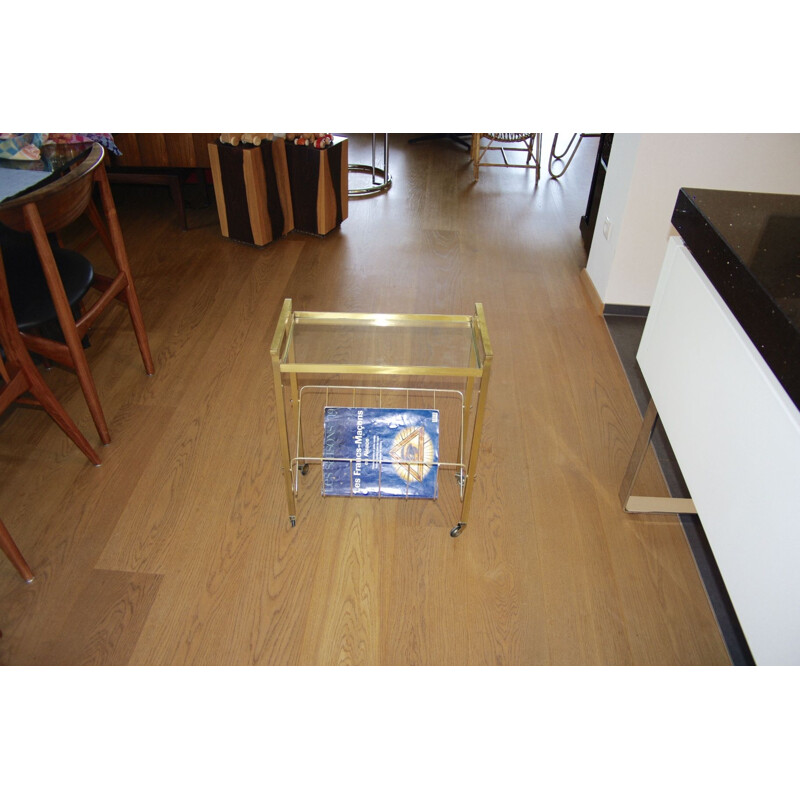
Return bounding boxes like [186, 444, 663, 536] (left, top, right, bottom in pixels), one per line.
[1, 133, 122, 161]
[46, 133, 122, 156]
[0, 133, 48, 160]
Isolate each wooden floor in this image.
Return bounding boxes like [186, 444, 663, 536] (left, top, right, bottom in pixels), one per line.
[0, 134, 730, 665]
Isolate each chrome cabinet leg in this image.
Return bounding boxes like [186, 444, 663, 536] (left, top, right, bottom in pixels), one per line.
[619, 399, 697, 514]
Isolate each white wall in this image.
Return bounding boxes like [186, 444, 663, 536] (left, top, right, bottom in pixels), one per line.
[585, 133, 800, 308]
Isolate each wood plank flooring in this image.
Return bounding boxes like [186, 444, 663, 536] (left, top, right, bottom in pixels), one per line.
[0, 134, 730, 665]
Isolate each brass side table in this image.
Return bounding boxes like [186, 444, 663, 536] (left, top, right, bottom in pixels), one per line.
[269, 299, 493, 536]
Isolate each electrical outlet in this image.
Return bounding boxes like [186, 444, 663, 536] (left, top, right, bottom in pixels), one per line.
[602, 217, 612, 240]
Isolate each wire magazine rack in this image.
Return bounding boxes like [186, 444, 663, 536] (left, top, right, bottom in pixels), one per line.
[294, 384, 466, 501]
[269, 299, 493, 537]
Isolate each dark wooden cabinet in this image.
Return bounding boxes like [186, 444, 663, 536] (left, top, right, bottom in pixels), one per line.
[580, 133, 613, 254]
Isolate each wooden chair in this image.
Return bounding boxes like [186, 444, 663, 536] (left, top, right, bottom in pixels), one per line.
[0, 143, 154, 445]
[1, 242, 102, 582]
[0, 252, 101, 466]
[471, 133, 542, 185]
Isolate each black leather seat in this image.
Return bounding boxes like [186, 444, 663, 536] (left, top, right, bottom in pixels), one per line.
[0, 222, 94, 340]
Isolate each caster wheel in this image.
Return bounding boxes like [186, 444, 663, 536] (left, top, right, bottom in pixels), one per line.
[300, 464, 309, 476]
[290, 516, 297, 528]
[450, 522, 465, 538]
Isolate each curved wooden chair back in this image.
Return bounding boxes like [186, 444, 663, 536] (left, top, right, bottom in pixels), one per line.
[0, 143, 105, 234]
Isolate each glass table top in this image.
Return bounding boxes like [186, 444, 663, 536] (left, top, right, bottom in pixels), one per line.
[277, 310, 489, 374]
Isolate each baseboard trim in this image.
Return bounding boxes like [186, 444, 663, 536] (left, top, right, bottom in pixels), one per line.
[579, 269, 651, 319]
[579, 268, 604, 315]
[603, 303, 650, 318]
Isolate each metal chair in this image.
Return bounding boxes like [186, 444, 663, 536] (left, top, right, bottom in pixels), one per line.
[0, 143, 154, 445]
[547, 133, 601, 179]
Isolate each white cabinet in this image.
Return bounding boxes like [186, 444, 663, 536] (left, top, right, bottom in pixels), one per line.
[635, 236, 800, 665]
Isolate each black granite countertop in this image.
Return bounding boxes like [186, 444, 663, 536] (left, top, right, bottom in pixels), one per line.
[672, 187, 800, 412]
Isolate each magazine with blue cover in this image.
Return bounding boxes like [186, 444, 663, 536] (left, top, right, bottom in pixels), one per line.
[322, 407, 440, 498]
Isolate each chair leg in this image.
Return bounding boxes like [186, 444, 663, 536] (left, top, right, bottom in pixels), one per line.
[95, 166, 155, 376]
[23, 360, 102, 465]
[0, 354, 101, 465]
[0, 517, 34, 583]
[121, 282, 155, 376]
[86, 200, 117, 261]
[166, 174, 188, 231]
[472, 133, 482, 181]
[69, 343, 111, 445]
[24, 205, 113, 445]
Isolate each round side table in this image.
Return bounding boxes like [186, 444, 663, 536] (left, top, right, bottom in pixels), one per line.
[348, 133, 392, 196]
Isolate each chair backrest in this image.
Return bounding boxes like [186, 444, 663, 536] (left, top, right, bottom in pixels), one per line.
[0, 143, 105, 234]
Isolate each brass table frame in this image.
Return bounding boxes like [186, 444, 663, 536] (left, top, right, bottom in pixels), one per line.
[269, 299, 493, 536]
